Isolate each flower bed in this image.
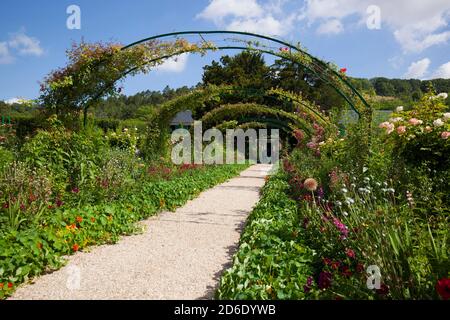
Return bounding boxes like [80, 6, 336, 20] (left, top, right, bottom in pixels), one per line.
[0, 163, 247, 299]
[217, 173, 315, 299]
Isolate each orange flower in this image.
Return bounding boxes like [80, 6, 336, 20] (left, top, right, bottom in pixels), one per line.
[37, 242, 43, 250]
[70, 223, 77, 230]
[72, 244, 79, 252]
[90, 217, 96, 223]
[76, 216, 83, 223]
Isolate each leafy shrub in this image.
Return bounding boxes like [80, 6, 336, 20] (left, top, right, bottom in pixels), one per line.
[20, 117, 107, 194]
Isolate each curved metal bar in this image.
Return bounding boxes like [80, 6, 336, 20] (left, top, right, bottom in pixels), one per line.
[121, 30, 370, 112]
[84, 45, 359, 123]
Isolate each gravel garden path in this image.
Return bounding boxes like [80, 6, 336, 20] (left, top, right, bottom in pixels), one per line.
[11, 164, 272, 300]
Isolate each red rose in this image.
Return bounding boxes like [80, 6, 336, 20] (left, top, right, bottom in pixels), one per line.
[7, 282, 13, 289]
[436, 278, 450, 300]
[340, 68, 347, 73]
[72, 244, 79, 252]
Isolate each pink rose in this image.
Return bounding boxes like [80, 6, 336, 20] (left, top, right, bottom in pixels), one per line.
[441, 132, 450, 140]
[408, 118, 423, 126]
[397, 126, 406, 135]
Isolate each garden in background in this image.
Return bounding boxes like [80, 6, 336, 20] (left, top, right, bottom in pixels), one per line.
[0, 36, 449, 301]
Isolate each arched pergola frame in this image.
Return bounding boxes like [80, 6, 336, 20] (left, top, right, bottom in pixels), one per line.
[81, 30, 372, 126]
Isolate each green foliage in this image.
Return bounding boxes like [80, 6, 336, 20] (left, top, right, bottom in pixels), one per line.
[20, 116, 107, 194]
[218, 173, 315, 299]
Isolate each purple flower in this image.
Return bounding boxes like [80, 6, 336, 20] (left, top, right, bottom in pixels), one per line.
[333, 217, 349, 238]
[71, 187, 80, 194]
[318, 271, 332, 289]
[303, 276, 314, 293]
[317, 187, 324, 199]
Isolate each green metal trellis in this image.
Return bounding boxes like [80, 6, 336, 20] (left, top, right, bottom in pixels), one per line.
[82, 30, 371, 127]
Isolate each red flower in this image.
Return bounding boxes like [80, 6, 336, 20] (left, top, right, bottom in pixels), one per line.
[72, 244, 80, 252]
[7, 282, 13, 289]
[436, 278, 450, 300]
[72, 187, 80, 194]
[376, 283, 389, 295]
[340, 68, 347, 73]
[2, 202, 9, 209]
[76, 216, 83, 223]
[341, 265, 352, 277]
[356, 263, 365, 273]
[330, 261, 341, 270]
[345, 248, 356, 259]
[56, 199, 64, 207]
[323, 257, 332, 266]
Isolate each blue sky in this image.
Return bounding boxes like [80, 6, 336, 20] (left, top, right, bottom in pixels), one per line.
[1, 0, 450, 102]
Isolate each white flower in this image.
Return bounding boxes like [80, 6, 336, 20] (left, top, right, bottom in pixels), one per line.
[443, 113, 450, 120]
[396, 106, 404, 112]
[341, 188, 348, 194]
[433, 119, 444, 127]
[437, 93, 448, 99]
[389, 117, 403, 123]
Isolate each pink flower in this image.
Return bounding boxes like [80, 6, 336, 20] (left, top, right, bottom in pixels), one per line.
[304, 178, 318, 191]
[396, 126, 406, 135]
[441, 131, 450, 140]
[408, 118, 422, 126]
[279, 47, 289, 52]
[379, 122, 394, 134]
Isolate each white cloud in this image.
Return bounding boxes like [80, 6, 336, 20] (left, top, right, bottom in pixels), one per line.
[0, 29, 44, 64]
[298, 0, 450, 53]
[154, 53, 189, 73]
[197, 0, 295, 36]
[432, 61, 450, 79]
[0, 42, 14, 64]
[4, 97, 24, 105]
[316, 19, 344, 35]
[8, 30, 44, 56]
[197, 0, 263, 24]
[403, 58, 431, 79]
